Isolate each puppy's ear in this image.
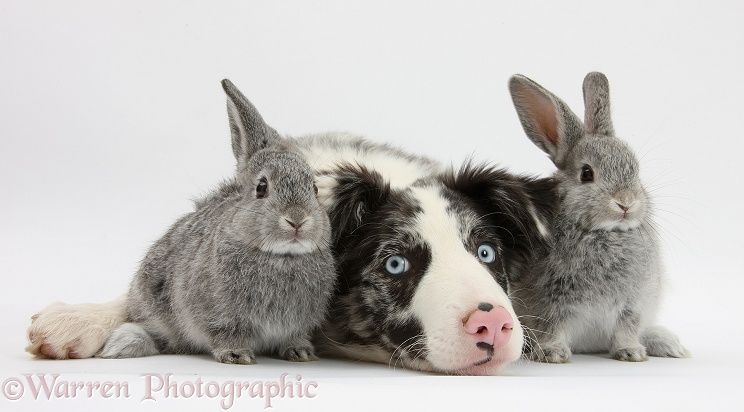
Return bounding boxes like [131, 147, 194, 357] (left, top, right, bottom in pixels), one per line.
[327, 164, 390, 245]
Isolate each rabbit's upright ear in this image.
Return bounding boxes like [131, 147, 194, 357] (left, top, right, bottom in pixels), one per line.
[221, 79, 281, 168]
[582, 72, 615, 137]
[509, 75, 584, 168]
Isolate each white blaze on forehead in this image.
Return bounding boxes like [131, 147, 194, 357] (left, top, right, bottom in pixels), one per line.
[407, 185, 523, 373]
[408, 186, 470, 251]
[406, 186, 506, 295]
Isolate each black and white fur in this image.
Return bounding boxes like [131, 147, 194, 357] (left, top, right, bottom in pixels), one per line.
[27, 79, 553, 375]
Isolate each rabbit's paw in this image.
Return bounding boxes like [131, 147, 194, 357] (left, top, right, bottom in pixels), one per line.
[213, 348, 256, 365]
[281, 345, 318, 362]
[528, 343, 571, 363]
[642, 326, 690, 358]
[611, 346, 648, 362]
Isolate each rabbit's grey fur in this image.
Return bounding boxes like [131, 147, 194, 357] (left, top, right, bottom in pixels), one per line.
[509, 72, 688, 363]
[98, 83, 336, 364]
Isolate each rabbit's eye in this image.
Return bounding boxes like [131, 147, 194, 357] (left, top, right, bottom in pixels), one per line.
[256, 178, 269, 198]
[313, 184, 318, 196]
[580, 165, 594, 183]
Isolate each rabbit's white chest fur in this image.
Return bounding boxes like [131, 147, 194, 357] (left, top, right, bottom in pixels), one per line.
[542, 222, 661, 349]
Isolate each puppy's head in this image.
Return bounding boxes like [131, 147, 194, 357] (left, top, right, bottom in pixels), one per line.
[318, 162, 547, 375]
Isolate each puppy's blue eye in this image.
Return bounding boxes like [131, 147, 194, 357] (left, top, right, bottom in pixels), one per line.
[385, 255, 410, 276]
[477, 243, 497, 264]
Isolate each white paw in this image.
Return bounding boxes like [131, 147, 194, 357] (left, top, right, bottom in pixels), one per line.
[612, 346, 648, 362]
[528, 343, 572, 363]
[26, 297, 127, 359]
[213, 348, 257, 365]
[642, 325, 690, 358]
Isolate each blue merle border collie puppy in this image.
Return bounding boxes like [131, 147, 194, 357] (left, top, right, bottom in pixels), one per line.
[26, 79, 555, 375]
[317, 162, 555, 374]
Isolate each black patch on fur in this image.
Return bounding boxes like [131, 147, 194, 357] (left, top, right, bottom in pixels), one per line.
[441, 162, 557, 286]
[478, 302, 494, 312]
[328, 164, 391, 249]
[325, 165, 432, 355]
[387, 318, 426, 358]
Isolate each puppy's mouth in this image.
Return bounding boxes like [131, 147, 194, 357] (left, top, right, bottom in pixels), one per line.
[448, 354, 511, 376]
[473, 355, 493, 367]
[473, 341, 495, 366]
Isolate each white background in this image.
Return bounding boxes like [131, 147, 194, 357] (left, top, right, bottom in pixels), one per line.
[1, 1, 742, 411]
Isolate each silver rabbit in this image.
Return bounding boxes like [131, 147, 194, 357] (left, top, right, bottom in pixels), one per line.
[97, 80, 336, 364]
[508, 72, 689, 363]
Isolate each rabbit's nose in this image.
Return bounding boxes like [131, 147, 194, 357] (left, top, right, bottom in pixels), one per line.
[285, 219, 304, 230]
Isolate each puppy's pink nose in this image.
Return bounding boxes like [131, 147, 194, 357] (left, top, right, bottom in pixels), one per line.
[463, 304, 514, 348]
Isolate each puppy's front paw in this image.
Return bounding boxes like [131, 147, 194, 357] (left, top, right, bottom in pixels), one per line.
[612, 346, 648, 362]
[281, 346, 318, 362]
[213, 348, 256, 365]
[528, 343, 572, 363]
